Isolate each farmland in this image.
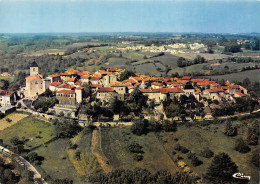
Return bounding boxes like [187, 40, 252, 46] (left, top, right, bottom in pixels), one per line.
[0, 115, 56, 150]
[205, 69, 260, 83]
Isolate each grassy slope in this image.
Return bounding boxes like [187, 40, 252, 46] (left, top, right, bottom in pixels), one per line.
[160, 120, 259, 184]
[0, 112, 28, 131]
[66, 128, 102, 181]
[0, 115, 56, 149]
[205, 69, 260, 83]
[34, 138, 83, 183]
[101, 127, 178, 174]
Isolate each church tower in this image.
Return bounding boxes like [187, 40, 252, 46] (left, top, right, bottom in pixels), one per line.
[30, 61, 39, 76]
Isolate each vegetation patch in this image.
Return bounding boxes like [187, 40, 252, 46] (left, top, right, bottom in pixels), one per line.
[0, 112, 28, 131]
[0, 115, 56, 150]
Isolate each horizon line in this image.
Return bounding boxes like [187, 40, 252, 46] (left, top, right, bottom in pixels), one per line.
[1, 31, 260, 35]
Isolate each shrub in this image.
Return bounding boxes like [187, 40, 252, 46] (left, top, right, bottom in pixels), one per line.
[174, 143, 181, 151]
[127, 142, 143, 154]
[251, 149, 260, 168]
[162, 120, 177, 132]
[205, 153, 238, 183]
[180, 147, 189, 154]
[223, 120, 237, 136]
[6, 118, 12, 123]
[191, 156, 203, 167]
[177, 156, 184, 160]
[131, 119, 149, 136]
[200, 147, 214, 158]
[133, 153, 143, 161]
[234, 138, 251, 153]
[187, 152, 196, 160]
[245, 126, 258, 145]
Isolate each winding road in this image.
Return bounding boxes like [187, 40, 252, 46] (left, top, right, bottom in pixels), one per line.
[0, 145, 47, 184]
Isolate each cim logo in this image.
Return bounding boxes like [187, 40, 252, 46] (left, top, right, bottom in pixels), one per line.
[233, 173, 251, 180]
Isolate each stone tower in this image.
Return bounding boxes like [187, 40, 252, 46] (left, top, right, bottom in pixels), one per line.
[30, 61, 39, 76]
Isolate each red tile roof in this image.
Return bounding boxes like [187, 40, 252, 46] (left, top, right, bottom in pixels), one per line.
[76, 87, 84, 90]
[91, 84, 102, 88]
[97, 87, 114, 93]
[60, 73, 70, 76]
[182, 76, 191, 80]
[26, 74, 42, 82]
[57, 84, 75, 89]
[67, 77, 76, 82]
[0, 90, 14, 96]
[109, 83, 127, 87]
[235, 92, 245, 97]
[108, 67, 117, 72]
[80, 75, 90, 79]
[90, 77, 100, 81]
[50, 82, 62, 87]
[151, 82, 163, 86]
[50, 74, 60, 78]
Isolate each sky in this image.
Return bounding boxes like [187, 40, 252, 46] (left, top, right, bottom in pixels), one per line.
[0, 0, 259, 33]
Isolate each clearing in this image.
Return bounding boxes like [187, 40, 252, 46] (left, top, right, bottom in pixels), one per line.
[0, 112, 29, 131]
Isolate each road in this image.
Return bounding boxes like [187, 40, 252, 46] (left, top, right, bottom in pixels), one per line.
[0, 145, 47, 184]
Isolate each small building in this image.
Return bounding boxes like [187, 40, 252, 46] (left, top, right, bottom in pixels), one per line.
[96, 87, 117, 102]
[0, 90, 16, 107]
[183, 82, 195, 96]
[53, 89, 79, 118]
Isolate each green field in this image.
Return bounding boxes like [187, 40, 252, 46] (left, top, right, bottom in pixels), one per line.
[34, 138, 83, 183]
[0, 115, 56, 149]
[101, 127, 178, 173]
[159, 120, 259, 183]
[206, 69, 260, 83]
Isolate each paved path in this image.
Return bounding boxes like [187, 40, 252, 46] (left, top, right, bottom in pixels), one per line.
[0, 145, 47, 184]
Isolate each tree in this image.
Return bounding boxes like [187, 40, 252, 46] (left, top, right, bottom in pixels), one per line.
[234, 138, 251, 153]
[251, 149, 260, 168]
[243, 78, 251, 87]
[0, 79, 9, 90]
[245, 126, 258, 145]
[224, 44, 242, 53]
[109, 95, 121, 114]
[27, 152, 39, 163]
[177, 57, 184, 67]
[162, 120, 177, 132]
[205, 153, 238, 183]
[119, 70, 136, 81]
[55, 119, 82, 138]
[131, 119, 149, 136]
[223, 120, 237, 136]
[200, 147, 214, 158]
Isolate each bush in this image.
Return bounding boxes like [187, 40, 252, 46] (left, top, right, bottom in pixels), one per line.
[127, 142, 143, 154]
[191, 156, 203, 167]
[223, 120, 237, 137]
[162, 120, 177, 132]
[205, 153, 238, 183]
[187, 152, 196, 160]
[180, 147, 189, 154]
[251, 149, 260, 168]
[5, 118, 12, 123]
[234, 138, 251, 153]
[174, 143, 181, 151]
[131, 119, 149, 136]
[133, 153, 143, 161]
[200, 147, 214, 158]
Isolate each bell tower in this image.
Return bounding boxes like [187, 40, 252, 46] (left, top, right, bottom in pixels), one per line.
[30, 60, 39, 76]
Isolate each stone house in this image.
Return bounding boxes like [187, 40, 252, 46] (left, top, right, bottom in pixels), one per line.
[0, 90, 16, 107]
[96, 87, 117, 102]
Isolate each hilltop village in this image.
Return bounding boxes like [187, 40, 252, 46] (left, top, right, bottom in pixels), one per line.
[0, 61, 251, 121]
